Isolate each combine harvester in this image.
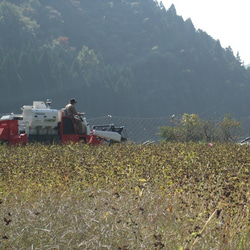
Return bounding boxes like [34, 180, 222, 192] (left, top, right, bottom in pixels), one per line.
[0, 100, 127, 145]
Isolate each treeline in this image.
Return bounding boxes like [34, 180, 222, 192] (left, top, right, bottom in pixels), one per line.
[0, 0, 250, 118]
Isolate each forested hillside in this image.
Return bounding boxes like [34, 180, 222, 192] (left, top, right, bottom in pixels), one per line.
[1, 0, 250, 118]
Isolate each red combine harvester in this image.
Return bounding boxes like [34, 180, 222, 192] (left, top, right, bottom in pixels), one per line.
[0, 100, 127, 145]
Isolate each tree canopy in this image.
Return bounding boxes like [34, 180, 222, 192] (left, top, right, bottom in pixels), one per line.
[0, 0, 249, 119]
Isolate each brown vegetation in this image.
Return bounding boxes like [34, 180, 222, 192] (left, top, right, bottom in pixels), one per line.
[0, 143, 249, 248]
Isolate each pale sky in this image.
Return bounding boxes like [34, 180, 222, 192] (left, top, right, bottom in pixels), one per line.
[161, 0, 250, 65]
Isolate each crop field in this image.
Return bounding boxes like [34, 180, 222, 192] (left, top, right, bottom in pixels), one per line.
[0, 142, 249, 249]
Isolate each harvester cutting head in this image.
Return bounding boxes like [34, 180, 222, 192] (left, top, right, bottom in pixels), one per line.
[92, 124, 127, 143]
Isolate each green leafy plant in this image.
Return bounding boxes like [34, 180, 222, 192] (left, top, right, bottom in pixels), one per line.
[217, 113, 241, 141]
[159, 113, 241, 143]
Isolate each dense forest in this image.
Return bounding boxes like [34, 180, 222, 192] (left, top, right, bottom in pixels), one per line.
[0, 0, 250, 119]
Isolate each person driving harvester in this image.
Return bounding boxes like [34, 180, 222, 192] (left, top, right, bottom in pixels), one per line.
[65, 98, 86, 134]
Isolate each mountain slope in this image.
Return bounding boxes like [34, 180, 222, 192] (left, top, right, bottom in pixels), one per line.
[0, 0, 249, 119]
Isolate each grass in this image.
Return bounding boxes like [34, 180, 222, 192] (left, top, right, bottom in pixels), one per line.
[0, 142, 249, 249]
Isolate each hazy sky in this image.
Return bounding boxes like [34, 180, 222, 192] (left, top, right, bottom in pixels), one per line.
[161, 0, 250, 65]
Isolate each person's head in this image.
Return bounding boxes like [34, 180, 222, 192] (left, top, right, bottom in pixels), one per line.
[70, 98, 77, 105]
